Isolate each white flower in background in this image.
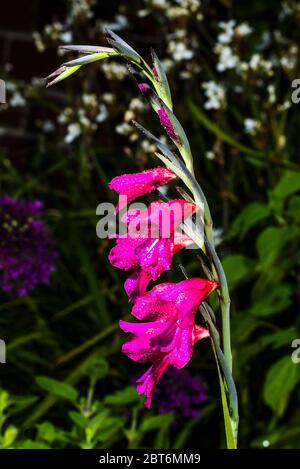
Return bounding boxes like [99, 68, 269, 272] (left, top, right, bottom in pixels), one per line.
[249, 53, 260, 70]
[82, 94, 98, 107]
[42, 121, 55, 132]
[280, 55, 296, 71]
[102, 62, 128, 80]
[215, 45, 239, 72]
[205, 151, 216, 161]
[152, 0, 169, 8]
[10, 92, 26, 107]
[103, 93, 115, 104]
[244, 118, 260, 135]
[129, 97, 147, 112]
[202, 81, 225, 110]
[96, 104, 108, 123]
[141, 139, 157, 153]
[116, 122, 132, 136]
[57, 107, 73, 124]
[213, 228, 223, 247]
[65, 123, 81, 143]
[33, 32, 45, 52]
[248, 54, 273, 75]
[138, 9, 149, 17]
[277, 100, 291, 112]
[217, 20, 236, 44]
[78, 109, 91, 128]
[100, 14, 128, 32]
[235, 22, 253, 37]
[6, 82, 17, 92]
[70, 0, 95, 19]
[267, 84, 276, 104]
[169, 41, 194, 61]
[60, 31, 73, 44]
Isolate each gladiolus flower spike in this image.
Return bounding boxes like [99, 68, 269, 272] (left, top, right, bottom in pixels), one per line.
[47, 31, 239, 449]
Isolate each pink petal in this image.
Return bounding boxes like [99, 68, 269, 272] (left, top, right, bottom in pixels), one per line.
[119, 319, 172, 363]
[135, 238, 173, 280]
[136, 357, 170, 408]
[168, 326, 194, 369]
[124, 269, 151, 304]
[108, 237, 140, 270]
[109, 167, 176, 212]
[132, 283, 177, 321]
[194, 324, 210, 342]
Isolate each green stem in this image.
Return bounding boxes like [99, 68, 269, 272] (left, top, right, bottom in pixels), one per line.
[204, 237, 232, 373]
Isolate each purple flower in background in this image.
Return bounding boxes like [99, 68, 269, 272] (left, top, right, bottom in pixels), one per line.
[153, 367, 208, 420]
[0, 196, 57, 296]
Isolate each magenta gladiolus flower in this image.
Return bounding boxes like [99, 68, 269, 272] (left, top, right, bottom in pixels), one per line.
[120, 278, 218, 408]
[109, 200, 196, 301]
[109, 167, 176, 213]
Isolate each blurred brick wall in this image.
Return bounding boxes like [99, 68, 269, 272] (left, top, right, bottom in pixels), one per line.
[0, 1, 59, 149]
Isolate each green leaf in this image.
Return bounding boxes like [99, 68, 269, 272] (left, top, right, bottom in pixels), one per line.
[272, 171, 300, 200]
[36, 376, 78, 402]
[2, 426, 18, 448]
[104, 386, 140, 405]
[231, 202, 270, 239]
[263, 356, 300, 416]
[287, 196, 300, 221]
[140, 414, 174, 432]
[18, 440, 51, 449]
[69, 411, 88, 429]
[88, 410, 110, 435]
[249, 285, 292, 317]
[256, 226, 299, 268]
[222, 254, 255, 288]
[84, 357, 109, 382]
[37, 422, 66, 444]
[96, 417, 124, 442]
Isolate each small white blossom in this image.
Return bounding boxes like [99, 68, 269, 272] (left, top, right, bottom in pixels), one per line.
[235, 22, 252, 37]
[217, 20, 236, 44]
[65, 123, 81, 143]
[96, 104, 108, 123]
[102, 62, 128, 80]
[169, 41, 194, 61]
[244, 118, 260, 135]
[202, 81, 225, 110]
[42, 120, 55, 132]
[152, 0, 169, 7]
[267, 84, 276, 104]
[116, 122, 132, 135]
[215, 45, 239, 72]
[10, 92, 26, 107]
[60, 31, 73, 44]
[82, 94, 98, 107]
[205, 151, 215, 160]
